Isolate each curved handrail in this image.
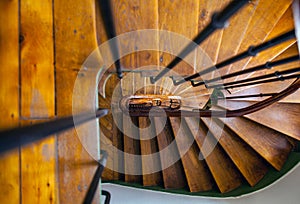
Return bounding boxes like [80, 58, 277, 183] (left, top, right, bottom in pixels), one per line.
[125, 79, 300, 117]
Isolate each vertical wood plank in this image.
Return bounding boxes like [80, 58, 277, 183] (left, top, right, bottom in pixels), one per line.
[20, 121, 56, 204]
[20, 0, 57, 203]
[158, 0, 199, 76]
[0, 0, 20, 203]
[154, 117, 186, 189]
[112, 0, 159, 70]
[139, 117, 162, 186]
[54, 0, 100, 203]
[123, 115, 142, 183]
[20, 0, 55, 118]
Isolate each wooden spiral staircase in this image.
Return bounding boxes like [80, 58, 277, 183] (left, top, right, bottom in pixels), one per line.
[99, 0, 300, 195]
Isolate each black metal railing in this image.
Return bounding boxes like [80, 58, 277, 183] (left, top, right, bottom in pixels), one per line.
[218, 93, 277, 100]
[98, 0, 122, 78]
[83, 150, 108, 204]
[208, 67, 300, 89]
[150, 0, 249, 83]
[190, 55, 299, 87]
[172, 29, 296, 85]
[0, 109, 108, 154]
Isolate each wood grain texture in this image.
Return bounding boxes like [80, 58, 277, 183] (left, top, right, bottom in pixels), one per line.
[54, 0, 100, 202]
[139, 117, 162, 186]
[228, 0, 292, 77]
[218, 100, 300, 140]
[198, 0, 230, 66]
[217, 0, 259, 76]
[158, 0, 199, 76]
[202, 118, 268, 186]
[112, 0, 159, 70]
[184, 117, 242, 193]
[123, 115, 142, 183]
[238, 5, 296, 80]
[20, 120, 56, 204]
[20, 1, 57, 203]
[169, 117, 213, 192]
[20, 0, 55, 118]
[0, 1, 20, 203]
[219, 116, 292, 171]
[154, 117, 186, 189]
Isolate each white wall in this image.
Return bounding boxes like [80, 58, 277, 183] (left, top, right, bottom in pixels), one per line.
[101, 163, 300, 204]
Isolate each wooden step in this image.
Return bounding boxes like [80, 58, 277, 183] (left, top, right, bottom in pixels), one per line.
[138, 117, 162, 186]
[169, 117, 214, 192]
[218, 116, 293, 171]
[237, 5, 296, 80]
[227, 0, 292, 78]
[218, 100, 300, 140]
[217, 0, 259, 76]
[201, 118, 268, 186]
[184, 117, 242, 193]
[154, 117, 187, 189]
[123, 115, 142, 183]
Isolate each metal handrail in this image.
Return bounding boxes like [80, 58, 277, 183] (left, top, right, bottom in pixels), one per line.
[173, 30, 296, 85]
[98, 0, 122, 78]
[0, 109, 108, 154]
[190, 55, 299, 87]
[208, 67, 300, 89]
[150, 0, 249, 83]
[125, 79, 300, 117]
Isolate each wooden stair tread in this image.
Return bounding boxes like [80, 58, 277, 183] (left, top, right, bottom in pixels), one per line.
[218, 100, 300, 140]
[217, 0, 258, 76]
[227, 0, 292, 78]
[154, 117, 187, 189]
[201, 118, 268, 186]
[184, 117, 242, 193]
[239, 5, 296, 80]
[218, 116, 292, 171]
[123, 115, 142, 183]
[138, 117, 162, 186]
[169, 117, 214, 192]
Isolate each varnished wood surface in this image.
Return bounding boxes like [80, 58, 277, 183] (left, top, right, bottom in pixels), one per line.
[202, 118, 268, 186]
[139, 117, 162, 186]
[219, 116, 292, 171]
[54, 0, 100, 203]
[218, 100, 300, 140]
[228, 0, 292, 78]
[238, 5, 296, 80]
[184, 117, 242, 193]
[20, 1, 57, 203]
[217, 0, 258, 76]
[154, 117, 187, 189]
[0, 1, 20, 203]
[169, 117, 214, 192]
[123, 116, 142, 183]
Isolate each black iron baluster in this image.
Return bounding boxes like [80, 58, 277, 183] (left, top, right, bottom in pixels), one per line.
[173, 29, 296, 85]
[0, 109, 108, 154]
[98, 0, 123, 78]
[218, 93, 277, 100]
[150, 0, 249, 84]
[208, 67, 300, 89]
[191, 55, 299, 87]
[83, 151, 108, 204]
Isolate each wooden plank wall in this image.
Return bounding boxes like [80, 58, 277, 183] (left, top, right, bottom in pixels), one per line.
[0, 0, 100, 203]
[20, 1, 56, 204]
[0, 0, 20, 203]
